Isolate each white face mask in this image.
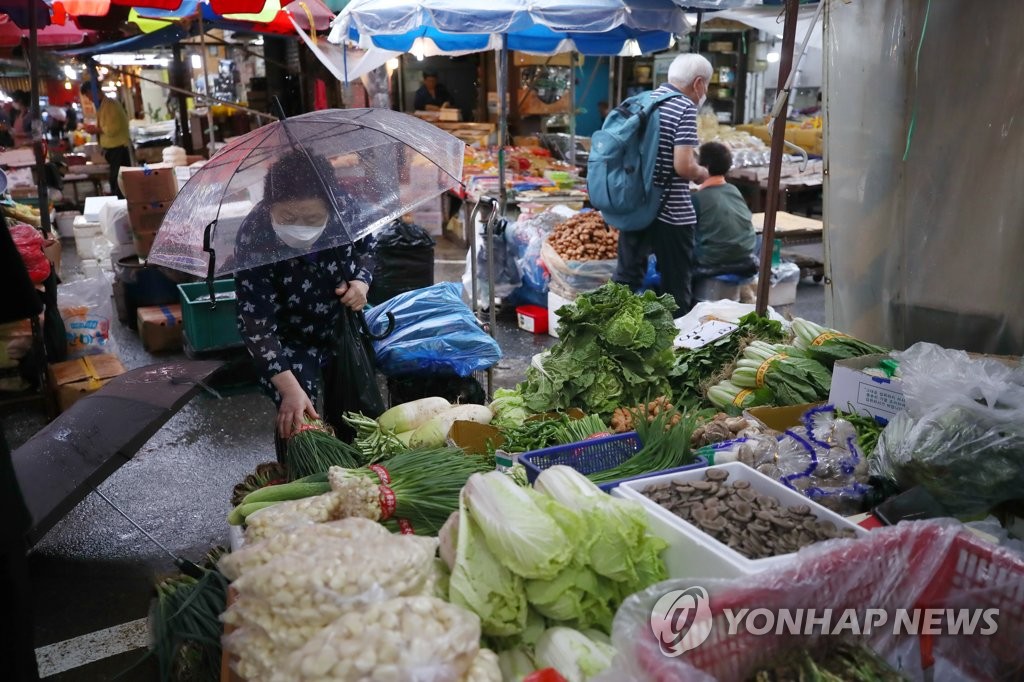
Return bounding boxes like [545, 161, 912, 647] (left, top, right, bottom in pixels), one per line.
[272, 216, 328, 249]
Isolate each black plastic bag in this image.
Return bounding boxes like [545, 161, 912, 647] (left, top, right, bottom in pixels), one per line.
[368, 221, 435, 305]
[323, 309, 388, 442]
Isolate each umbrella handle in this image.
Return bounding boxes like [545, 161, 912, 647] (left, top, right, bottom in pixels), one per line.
[202, 220, 217, 309]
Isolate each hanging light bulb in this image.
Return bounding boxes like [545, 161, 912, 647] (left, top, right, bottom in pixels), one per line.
[190, 54, 202, 69]
[64, 81, 73, 90]
[766, 52, 781, 64]
[63, 64, 76, 80]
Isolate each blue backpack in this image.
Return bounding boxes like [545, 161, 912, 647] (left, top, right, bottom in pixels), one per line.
[587, 89, 681, 231]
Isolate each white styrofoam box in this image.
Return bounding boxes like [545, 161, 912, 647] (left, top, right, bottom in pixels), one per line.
[828, 353, 904, 421]
[546, 289, 574, 339]
[694, 277, 742, 303]
[73, 223, 102, 259]
[615, 462, 868, 579]
[83, 196, 121, 223]
[98, 199, 132, 246]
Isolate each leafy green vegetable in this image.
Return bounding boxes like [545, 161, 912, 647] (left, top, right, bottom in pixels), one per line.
[520, 284, 678, 417]
[463, 472, 575, 580]
[499, 413, 608, 454]
[669, 312, 786, 406]
[587, 406, 699, 484]
[534, 627, 617, 681]
[490, 388, 531, 429]
[448, 493, 529, 637]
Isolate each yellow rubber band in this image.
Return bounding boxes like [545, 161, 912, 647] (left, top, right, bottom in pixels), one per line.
[732, 389, 753, 407]
[755, 353, 788, 388]
[811, 331, 848, 347]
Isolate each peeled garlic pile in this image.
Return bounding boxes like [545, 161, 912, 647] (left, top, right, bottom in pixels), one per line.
[273, 596, 482, 682]
[243, 492, 349, 543]
[219, 517, 388, 580]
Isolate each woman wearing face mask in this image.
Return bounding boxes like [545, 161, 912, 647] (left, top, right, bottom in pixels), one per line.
[234, 150, 373, 456]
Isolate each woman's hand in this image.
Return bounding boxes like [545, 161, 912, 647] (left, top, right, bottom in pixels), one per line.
[271, 371, 319, 439]
[336, 280, 369, 312]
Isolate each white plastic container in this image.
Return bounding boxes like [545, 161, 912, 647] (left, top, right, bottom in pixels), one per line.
[614, 462, 868, 579]
[547, 289, 574, 339]
[55, 211, 79, 239]
[73, 223, 101, 259]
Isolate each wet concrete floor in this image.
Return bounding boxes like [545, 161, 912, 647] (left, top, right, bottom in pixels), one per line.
[4, 236, 824, 680]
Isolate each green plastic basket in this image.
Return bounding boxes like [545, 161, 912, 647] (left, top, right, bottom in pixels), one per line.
[177, 279, 244, 352]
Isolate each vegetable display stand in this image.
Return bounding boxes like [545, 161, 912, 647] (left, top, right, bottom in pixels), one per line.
[178, 279, 245, 353]
[519, 432, 706, 493]
[624, 522, 1024, 681]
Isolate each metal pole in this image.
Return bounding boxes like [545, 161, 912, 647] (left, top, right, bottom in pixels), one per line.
[27, 0, 51, 237]
[755, 0, 799, 316]
[397, 54, 406, 112]
[693, 10, 705, 53]
[171, 43, 193, 153]
[198, 13, 217, 155]
[103, 64, 276, 121]
[496, 36, 509, 215]
[568, 53, 577, 167]
[467, 200, 479, 317]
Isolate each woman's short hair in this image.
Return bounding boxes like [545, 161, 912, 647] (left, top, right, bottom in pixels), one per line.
[698, 141, 732, 177]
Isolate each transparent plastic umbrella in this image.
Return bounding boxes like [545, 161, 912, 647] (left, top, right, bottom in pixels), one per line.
[147, 108, 465, 279]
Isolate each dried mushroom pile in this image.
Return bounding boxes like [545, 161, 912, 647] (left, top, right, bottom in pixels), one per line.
[642, 469, 857, 560]
[548, 212, 619, 261]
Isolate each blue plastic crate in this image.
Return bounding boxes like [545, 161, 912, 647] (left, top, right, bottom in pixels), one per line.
[519, 431, 706, 493]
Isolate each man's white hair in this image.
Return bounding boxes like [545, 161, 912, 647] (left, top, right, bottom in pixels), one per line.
[667, 53, 713, 89]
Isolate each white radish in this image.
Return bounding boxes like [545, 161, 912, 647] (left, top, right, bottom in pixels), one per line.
[409, 405, 493, 448]
[377, 397, 451, 433]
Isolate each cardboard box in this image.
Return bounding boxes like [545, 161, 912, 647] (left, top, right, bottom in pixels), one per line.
[828, 354, 905, 422]
[119, 164, 178, 203]
[127, 201, 170, 259]
[448, 421, 504, 457]
[48, 354, 126, 412]
[137, 304, 183, 353]
[747, 402, 824, 432]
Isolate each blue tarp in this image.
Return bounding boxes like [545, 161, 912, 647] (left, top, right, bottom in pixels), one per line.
[58, 24, 189, 57]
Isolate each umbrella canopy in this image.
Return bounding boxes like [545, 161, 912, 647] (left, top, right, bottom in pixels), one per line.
[331, 0, 689, 55]
[148, 108, 464, 278]
[0, 0, 51, 28]
[0, 15, 92, 46]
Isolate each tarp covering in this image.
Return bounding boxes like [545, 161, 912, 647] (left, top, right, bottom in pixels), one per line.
[824, 0, 1024, 354]
[710, 3, 822, 50]
[331, 0, 688, 56]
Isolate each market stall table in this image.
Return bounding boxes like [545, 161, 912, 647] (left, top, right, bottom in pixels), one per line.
[752, 210, 825, 280]
[728, 159, 823, 215]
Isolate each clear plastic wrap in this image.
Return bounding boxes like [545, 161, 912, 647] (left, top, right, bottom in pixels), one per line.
[272, 596, 481, 682]
[871, 342, 1024, 516]
[710, 405, 872, 515]
[597, 521, 1024, 682]
[231, 535, 439, 609]
[364, 282, 502, 377]
[219, 517, 389, 581]
[540, 239, 616, 298]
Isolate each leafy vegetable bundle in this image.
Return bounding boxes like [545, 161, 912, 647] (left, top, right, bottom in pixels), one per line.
[669, 312, 786, 405]
[520, 283, 679, 416]
[230, 447, 495, 535]
[792, 318, 888, 368]
[284, 419, 361, 480]
[730, 341, 832, 406]
[498, 413, 609, 454]
[445, 469, 667, 643]
[748, 641, 907, 681]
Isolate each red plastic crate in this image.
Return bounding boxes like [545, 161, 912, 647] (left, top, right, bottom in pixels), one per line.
[516, 305, 549, 334]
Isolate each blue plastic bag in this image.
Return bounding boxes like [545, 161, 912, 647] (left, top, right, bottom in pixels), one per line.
[364, 283, 502, 377]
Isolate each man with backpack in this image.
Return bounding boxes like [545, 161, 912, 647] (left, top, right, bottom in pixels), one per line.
[588, 53, 713, 316]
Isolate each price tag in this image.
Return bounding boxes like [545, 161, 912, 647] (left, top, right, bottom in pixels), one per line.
[675, 319, 738, 350]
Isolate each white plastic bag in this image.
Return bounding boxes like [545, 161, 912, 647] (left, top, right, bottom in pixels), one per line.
[57, 276, 116, 357]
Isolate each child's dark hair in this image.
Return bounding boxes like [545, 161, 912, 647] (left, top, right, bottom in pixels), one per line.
[698, 141, 732, 177]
